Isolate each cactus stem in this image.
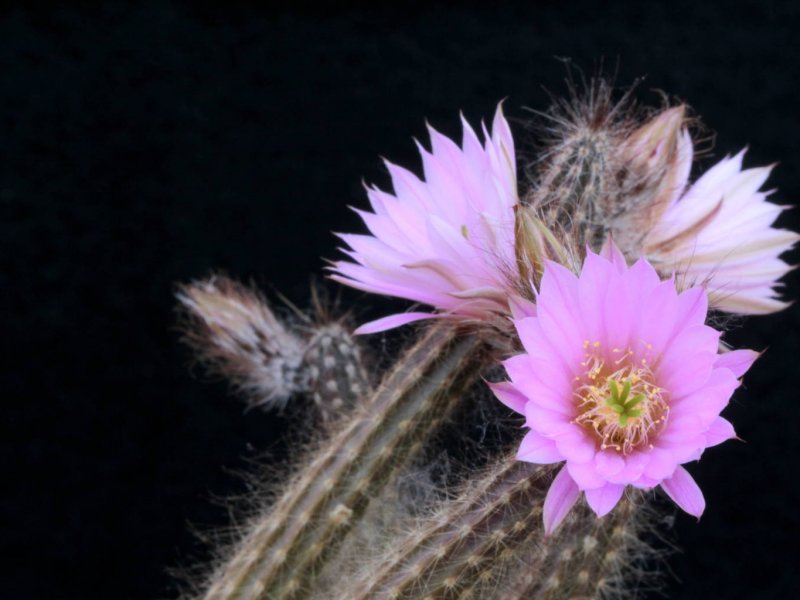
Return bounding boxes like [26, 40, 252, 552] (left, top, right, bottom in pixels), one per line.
[200, 324, 485, 599]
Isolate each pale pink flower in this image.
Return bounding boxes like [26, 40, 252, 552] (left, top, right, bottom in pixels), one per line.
[330, 104, 519, 334]
[490, 243, 758, 534]
[642, 138, 798, 315]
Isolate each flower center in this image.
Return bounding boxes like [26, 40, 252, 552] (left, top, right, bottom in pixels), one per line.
[573, 340, 668, 454]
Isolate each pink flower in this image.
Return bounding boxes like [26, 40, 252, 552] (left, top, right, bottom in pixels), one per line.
[643, 141, 798, 315]
[330, 104, 519, 334]
[490, 243, 758, 534]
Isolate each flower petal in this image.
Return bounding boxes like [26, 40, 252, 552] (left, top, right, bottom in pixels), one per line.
[643, 447, 678, 481]
[525, 402, 573, 436]
[554, 429, 597, 464]
[566, 459, 607, 490]
[487, 381, 528, 415]
[543, 467, 581, 535]
[599, 238, 628, 273]
[353, 312, 437, 334]
[508, 295, 537, 319]
[332, 104, 519, 328]
[704, 417, 737, 447]
[714, 348, 760, 378]
[585, 483, 625, 518]
[595, 451, 626, 478]
[516, 430, 563, 464]
[660, 465, 706, 518]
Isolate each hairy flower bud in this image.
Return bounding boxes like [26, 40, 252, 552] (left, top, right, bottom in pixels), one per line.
[613, 105, 692, 251]
[177, 276, 369, 419]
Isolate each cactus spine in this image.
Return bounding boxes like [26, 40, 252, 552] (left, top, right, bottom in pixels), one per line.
[178, 84, 696, 600]
[178, 276, 370, 423]
[200, 325, 486, 599]
[348, 454, 652, 600]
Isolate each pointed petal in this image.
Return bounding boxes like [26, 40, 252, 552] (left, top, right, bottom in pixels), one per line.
[566, 459, 607, 490]
[487, 381, 528, 414]
[643, 447, 678, 480]
[585, 483, 625, 518]
[660, 465, 706, 518]
[516, 430, 563, 464]
[353, 312, 436, 334]
[705, 417, 737, 447]
[595, 451, 626, 478]
[554, 429, 597, 463]
[543, 467, 580, 535]
[508, 294, 537, 319]
[599, 238, 628, 273]
[715, 349, 760, 378]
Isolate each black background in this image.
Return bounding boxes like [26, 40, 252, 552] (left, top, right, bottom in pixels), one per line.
[5, 2, 800, 598]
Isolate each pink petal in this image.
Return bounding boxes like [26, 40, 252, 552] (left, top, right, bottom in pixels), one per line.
[537, 262, 584, 365]
[508, 295, 537, 319]
[516, 430, 563, 464]
[331, 105, 520, 325]
[543, 467, 581, 535]
[585, 483, 625, 517]
[514, 317, 581, 377]
[539, 261, 580, 313]
[537, 313, 584, 372]
[657, 325, 720, 398]
[705, 417, 737, 447]
[487, 381, 528, 415]
[524, 402, 573, 436]
[673, 286, 709, 332]
[566, 459, 607, 490]
[658, 413, 706, 443]
[668, 367, 738, 424]
[353, 312, 436, 334]
[595, 451, 626, 478]
[635, 281, 679, 353]
[631, 475, 661, 490]
[660, 465, 706, 518]
[602, 263, 633, 351]
[623, 257, 663, 307]
[714, 348, 760, 378]
[609, 452, 650, 484]
[514, 316, 549, 359]
[643, 447, 678, 481]
[554, 429, 597, 463]
[599, 238, 628, 273]
[667, 436, 709, 464]
[578, 251, 615, 343]
[502, 354, 572, 412]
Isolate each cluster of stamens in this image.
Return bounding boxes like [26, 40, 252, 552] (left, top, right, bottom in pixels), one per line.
[573, 340, 668, 454]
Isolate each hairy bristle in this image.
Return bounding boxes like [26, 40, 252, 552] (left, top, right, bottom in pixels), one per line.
[177, 275, 307, 410]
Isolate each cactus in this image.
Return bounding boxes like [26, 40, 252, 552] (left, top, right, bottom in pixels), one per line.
[175, 81, 792, 600]
[197, 324, 487, 599]
[344, 456, 657, 600]
[526, 79, 629, 249]
[177, 275, 370, 423]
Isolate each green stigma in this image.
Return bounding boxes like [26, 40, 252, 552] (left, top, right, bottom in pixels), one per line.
[606, 379, 645, 427]
[460, 224, 469, 239]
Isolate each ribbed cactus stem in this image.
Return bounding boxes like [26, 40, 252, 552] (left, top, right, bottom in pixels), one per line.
[351, 458, 557, 599]
[304, 322, 371, 425]
[528, 81, 629, 250]
[350, 454, 652, 600]
[201, 324, 485, 599]
[177, 276, 370, 423]
[502, 495, 645, 600]
[539, 132, 611, 235]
